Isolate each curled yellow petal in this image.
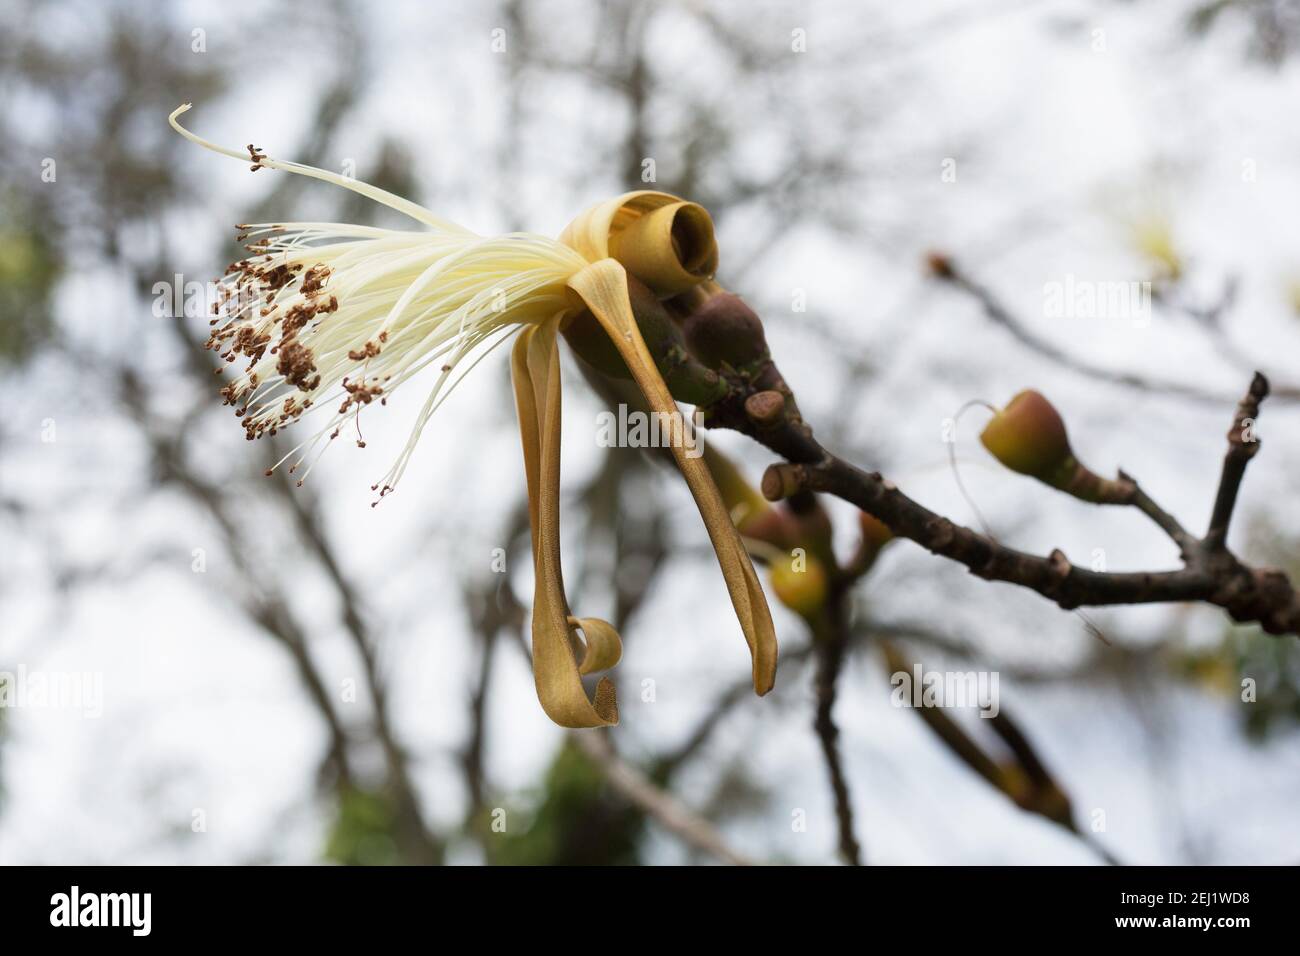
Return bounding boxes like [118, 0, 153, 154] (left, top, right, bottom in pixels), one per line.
[568, 616, 623, 675]
[565, 258, 778, 696]
[511, 318, 619, 727]
[560, 191, 718, 297]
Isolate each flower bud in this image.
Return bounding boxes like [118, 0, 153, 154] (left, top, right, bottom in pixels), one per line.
[980, 390, 1132, 504]
[979, 390, 1073, 483]
[679, 290, 770, 370]
[769, 553, 829, 618]
[740, 508, 801, 550]
[563, 273, 725, 405]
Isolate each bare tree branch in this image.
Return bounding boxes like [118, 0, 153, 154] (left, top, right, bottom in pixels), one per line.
[695, 302, 1300, 637]
[927, 254, 1299, 406]
[812, 616, 862, 866]
[571, 731, 756, 866]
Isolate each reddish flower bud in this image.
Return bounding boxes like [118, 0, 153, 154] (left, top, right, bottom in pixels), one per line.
[980, 390, 1074, 484]
[980, 390, 1133, 504]
[679, 291, 770, 370]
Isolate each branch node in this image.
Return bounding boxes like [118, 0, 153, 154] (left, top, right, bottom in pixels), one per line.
[1046, 548, 1071, 587]
[744, 389, 786, 426]
[761, 462, 805, 501]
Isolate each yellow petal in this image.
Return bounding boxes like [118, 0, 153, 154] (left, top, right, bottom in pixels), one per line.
[566, 259, 778, 695]
[560, 191, 718, 297]
[568, 616, 623, 675]
[511, 318, 620, 727]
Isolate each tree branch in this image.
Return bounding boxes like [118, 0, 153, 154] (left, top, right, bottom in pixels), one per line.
[926, 254, 1296, 406]
[880, 641, 1121, 865]
[571, 732, 756, 866]
[695, 306, 1300, 637]
[812, 611, 863, 866]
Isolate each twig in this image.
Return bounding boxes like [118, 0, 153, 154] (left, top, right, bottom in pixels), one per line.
[812, 620, 863, 866]
[928, 255, 1263, 406]
[656, 644, 815, 776]
[1125, 477, 1195, 556]
[571, 731, 756, 866]
[1205, 372, 1268, 550]
[880, 641, 1122, 865]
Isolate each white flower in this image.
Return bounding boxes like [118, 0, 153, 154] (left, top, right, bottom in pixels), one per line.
[171, 105, 778, 727]
[171, 104, 587, 497]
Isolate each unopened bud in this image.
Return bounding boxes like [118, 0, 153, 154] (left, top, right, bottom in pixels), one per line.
[980, 390, 1132, 504]
[739, 508, 801, 550]
[769, 553, 829, 618]
[980, 390, 1073, 482]
[563, 273, 725, 405]
[680, 291, 770, 370]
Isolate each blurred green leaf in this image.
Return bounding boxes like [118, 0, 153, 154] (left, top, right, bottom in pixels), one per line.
[0, 214, 58, 363]
[324, 786, 402, 866]
[483, 741, 644, 866]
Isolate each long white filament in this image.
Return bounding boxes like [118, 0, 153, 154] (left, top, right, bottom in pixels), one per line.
[169, 104, 469, 232]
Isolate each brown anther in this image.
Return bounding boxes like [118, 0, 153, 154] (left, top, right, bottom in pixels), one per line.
[276, 340, 318, 391]
[300, 265, 331, 297]
[261, 263, 299, 295]
[281, 301, 319, 337]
